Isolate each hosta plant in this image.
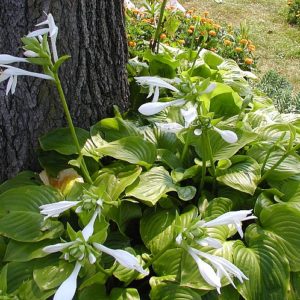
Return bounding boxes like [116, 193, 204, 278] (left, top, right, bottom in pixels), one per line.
[0, 10, 300, 300]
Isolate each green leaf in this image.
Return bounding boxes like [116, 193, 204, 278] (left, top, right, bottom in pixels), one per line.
[110, 288, 140, 300]
[150, 281, 202, 300]
[108, 201, 142, 235]
[33, 259, 74, 290]
[216, 156, 261, 195]
[78, 284, 107, 300]
[200, 49, 224, 69]
[52, 55, 71, 72]
[26, 57, 50, 66]
[96, 136, 156, 168]
[0, 265, 8, 293]
[4, 240, 55, 262]
[93, 163, 142, 201]
[17, 280, 54, 300]
[126, 167, 195, 205]
[208, 84, 242, 118]
[0, 171, 40, 194]
[91, 117, 142, 143]
[6, 261, 34, 293]
[288, 272, 300, 300]
[140, 207, 177, 254]
[259, 203, 300, 271]
[39, 127, 92, 156]
[195, 128, 257, 162]
[233, 229, 290, 300]
[0, 186, 64, 242]
[247, 144, 300, 181]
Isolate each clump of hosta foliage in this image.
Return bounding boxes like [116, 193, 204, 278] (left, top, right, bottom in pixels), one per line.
[126, 0, 256, 71]
[1, 8, 300, 300]
[256, 70, 300, 113]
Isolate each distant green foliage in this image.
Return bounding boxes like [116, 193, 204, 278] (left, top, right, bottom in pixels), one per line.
[257, 70, 300, 113]
[287, 0, 300, 27]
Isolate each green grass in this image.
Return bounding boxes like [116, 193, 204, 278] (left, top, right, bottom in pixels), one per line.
[182, 0, 300, 91]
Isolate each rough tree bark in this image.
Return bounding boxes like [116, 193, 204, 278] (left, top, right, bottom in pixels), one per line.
[0, 0, 129, 182]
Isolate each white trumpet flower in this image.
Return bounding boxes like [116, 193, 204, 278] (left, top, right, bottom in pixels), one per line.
[139, 98, 185, 116]
[0, 54, 27, 64]
[202, 209, 257, 238]
[136, 76, 180, 112]
[187, 246, 221, 291]
[180, 105, 198, 128]
[0, 65, 53, 95]
[23, 50, 39, 58]
[213, 127, 238, 144]
[46, 206, 100, 300]
[82, 208, 101, 241]
[40, 201, 80, 219]
[28, 13, 58, 62]
[188, 246, 247, 293]
[93, 243, 148, 275]
[53, 261, 81, 300]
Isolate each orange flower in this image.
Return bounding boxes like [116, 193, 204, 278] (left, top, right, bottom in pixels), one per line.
[210, 48, 217, 52]
[209, 30, 217, 37]
[239, 39, 248, 45]
[224, 39, 232, 46]
[187, 29, 193, 34]
[189, 25, 195, 31]
[214, 24, 221, 30]
[128, 41, 136, 47]
[204, 11, 209, 17]
[160, 33, 167, 40]
[235, 47, 243, 52]
[244, 57, 254, 65]
[248, 44, 256, 52]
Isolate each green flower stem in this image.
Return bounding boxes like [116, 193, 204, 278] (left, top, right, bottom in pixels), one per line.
[204, 130, 217, 194]
[181, 129, 191, 162]
[151, 0, 167, 53]
[259, 143, 300, 184]
[53, 73, 92, 184]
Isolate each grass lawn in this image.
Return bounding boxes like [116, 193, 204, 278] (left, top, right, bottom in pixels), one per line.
[183, 0, 300, 92]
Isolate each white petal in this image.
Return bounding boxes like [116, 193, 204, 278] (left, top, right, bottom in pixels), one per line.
[43, 241, 76, 253]
[0, 54, 27, 64]
[27, 28, 50, 37]
[188, 247, 221, 289]
[1, 65, 53, 80]
[5, 76, 13, 95]
[200, 83, 216, 95]
[88, 253, 97, 264]
[53, 261, 81, 300]
[138, 99, 185, 116]
[152, 86, 160, 102]
[213, 127, 238, 143]
[93, 243, 148, 275]
[135, 76, 179, 93]
[147, 85, 154, 99]
[24, 50, 39, 58]
[234, 221, 244, 239]
[203, 210, 255, 228]
[176, 233, 183, 245]
[180, 105, 198, 128]
[82, 208, 100, 241]
[155, 122, 184, 133]
[196, 237, 223, 249]
[0, 73, 10, 83]
[40, 201, 79, 219]
[11, 75, 18, 94]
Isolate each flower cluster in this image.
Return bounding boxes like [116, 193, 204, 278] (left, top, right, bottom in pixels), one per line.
[176, 210, 257, 292]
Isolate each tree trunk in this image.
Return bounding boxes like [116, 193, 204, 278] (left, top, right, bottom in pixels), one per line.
[0, 0, 129, 182]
